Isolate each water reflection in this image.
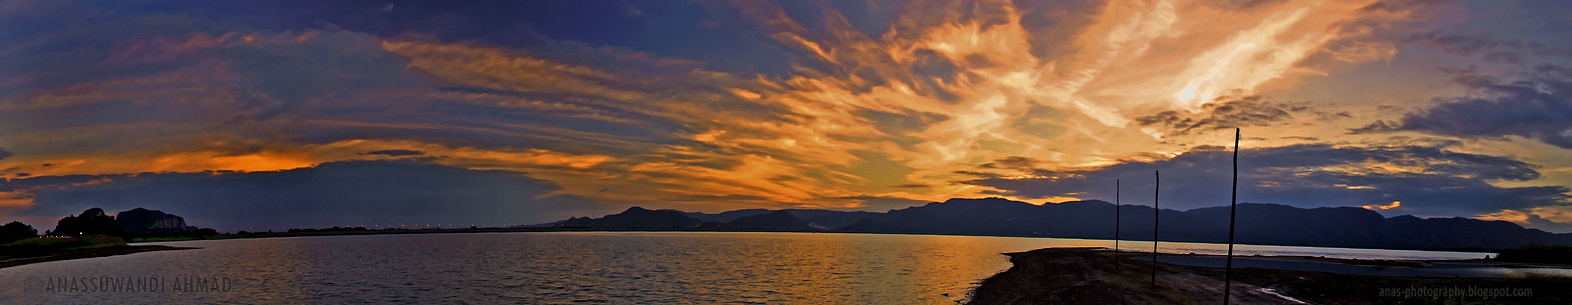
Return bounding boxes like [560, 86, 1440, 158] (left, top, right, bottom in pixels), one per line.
[1098, 239, 1493, 260]
[0, 232, 1516, 304]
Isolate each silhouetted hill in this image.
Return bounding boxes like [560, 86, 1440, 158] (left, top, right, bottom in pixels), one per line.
[840, 199, 1572, 250]
[840, 198, 1044, 236]
[116, 208, 199, 233]
[542, 198, 1572, 250]
[676, 208, 883, 229]
[782, 209, 885, 229]
[676, 209, 771, 223]
[554, 207, 705, 228]
[725, 211, 814, 230]
[1380, 215, 1565, 250]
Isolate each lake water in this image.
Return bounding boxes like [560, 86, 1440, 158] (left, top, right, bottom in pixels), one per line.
[0, 232, 1503, 304]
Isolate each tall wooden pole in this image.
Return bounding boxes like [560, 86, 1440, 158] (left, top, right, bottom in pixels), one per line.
[1152, 170, 1160, 288]
[1115, 179, 1121, 271]
[1224, 128, 1240, 304]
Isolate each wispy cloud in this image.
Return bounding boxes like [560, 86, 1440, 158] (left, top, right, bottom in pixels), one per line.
[1356, 64, 1572, 148]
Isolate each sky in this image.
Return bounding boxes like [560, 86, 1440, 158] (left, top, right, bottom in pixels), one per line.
[2, 0, 1570, 233]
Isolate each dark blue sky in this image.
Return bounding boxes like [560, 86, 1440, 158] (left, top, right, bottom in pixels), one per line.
[1, 0, 1570, 233]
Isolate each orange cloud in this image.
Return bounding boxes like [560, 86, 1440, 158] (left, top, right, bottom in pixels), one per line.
[1478, 207, 1572, 227]
[333, 0, 1449, 208]
[1361, 201, 1401, 210]
[0, 191, 35, 212]
[8, 151, 317, 178]
[0, 0, 1461, 212]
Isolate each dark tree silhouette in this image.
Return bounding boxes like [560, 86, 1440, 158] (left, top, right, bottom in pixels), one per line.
[0, 221, 38, 244]
[53, 208, 123, 237]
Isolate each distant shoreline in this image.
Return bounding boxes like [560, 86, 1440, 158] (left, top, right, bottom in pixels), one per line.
[148, 227, 1513, 253]
[0, 245, 198, 269]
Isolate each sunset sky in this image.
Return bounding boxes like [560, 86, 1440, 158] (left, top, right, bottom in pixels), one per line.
[2, 0, 1570, 233]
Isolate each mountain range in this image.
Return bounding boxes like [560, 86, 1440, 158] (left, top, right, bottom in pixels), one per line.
[529, 198, 1572, 251]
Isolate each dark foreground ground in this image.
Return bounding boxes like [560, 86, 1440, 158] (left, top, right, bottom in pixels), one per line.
[968, 247, 1572, 305]
[0, 245, 197, 269]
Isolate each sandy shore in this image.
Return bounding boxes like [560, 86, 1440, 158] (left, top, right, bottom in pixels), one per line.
[0, 245, 198, 269]
[968, 247, 1572, 304]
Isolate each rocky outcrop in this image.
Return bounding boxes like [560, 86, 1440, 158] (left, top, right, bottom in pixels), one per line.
[116, 208, 198, 233]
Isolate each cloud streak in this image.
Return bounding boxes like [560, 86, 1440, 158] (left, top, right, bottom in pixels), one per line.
[1356, 64, 1572, 148]
[954, 143, 1570, 217]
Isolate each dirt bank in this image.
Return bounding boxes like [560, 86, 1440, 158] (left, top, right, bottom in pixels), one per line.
[0, 245, 197, 269]
[968, 247, 1572, 304]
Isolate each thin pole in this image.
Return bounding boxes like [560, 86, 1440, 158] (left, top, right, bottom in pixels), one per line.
[1224, 128, 1240, 304]
[1152, 170, 1160, 288]
[1115, 179, 1121, 272]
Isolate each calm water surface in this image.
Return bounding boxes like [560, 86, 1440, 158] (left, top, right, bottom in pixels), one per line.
[0, 232, 1499, 304]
